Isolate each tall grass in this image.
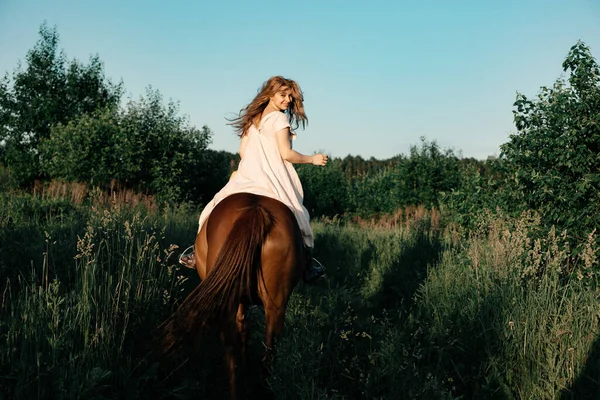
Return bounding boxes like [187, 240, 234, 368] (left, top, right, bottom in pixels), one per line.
[1, 184, 599, 399]
[268, 210, 600, 399]
[0, 185, 201, 399]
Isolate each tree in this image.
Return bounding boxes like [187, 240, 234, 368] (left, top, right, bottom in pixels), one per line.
[200, 149, 239, 201]
[297, 158, 350, 217]
[118, 88, 213, 203]
[0, 22, 121, 185]
[40, 106, 126, 185]
[401, 138, 461, 208]
[500, 41, 600, 242]
[41, 87, 214, 203]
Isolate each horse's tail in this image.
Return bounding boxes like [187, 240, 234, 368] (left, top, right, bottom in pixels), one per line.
[160, 203, 274, 356]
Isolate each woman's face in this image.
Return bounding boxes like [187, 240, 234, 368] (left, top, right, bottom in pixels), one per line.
[269, 87, 293, 111]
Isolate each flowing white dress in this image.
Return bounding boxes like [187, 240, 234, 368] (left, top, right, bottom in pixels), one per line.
[197, 111, 314, 247]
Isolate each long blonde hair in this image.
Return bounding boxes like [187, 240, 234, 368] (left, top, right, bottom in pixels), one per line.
[228, 76, 308, 137]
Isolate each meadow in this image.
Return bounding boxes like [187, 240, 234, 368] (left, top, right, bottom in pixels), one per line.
[1, 183, 599, 399]
[2, 23, 600, 400]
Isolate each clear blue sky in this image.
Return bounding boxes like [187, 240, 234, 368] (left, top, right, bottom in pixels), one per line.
[1, 0, 599, 160]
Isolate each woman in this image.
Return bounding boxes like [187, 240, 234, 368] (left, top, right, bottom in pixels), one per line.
[180, 76, 328, 282]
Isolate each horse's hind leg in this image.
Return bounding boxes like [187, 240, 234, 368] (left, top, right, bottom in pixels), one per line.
[220, 321, 239, 400]
[262, 306, 286, 363]
[236, 304, 248, 366]
[220, 305, 250, 400]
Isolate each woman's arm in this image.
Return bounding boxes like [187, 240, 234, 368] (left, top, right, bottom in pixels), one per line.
[276, 128, 328, 166]
[238, 134, 249, 158]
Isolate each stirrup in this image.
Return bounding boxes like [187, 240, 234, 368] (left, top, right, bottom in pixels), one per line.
[178, 245, 196, 269]
[312, 257, 326, 272]
[303, 257, 326, 283]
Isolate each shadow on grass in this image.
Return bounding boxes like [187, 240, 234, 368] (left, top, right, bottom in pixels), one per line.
[286, 225, 524, 398]
[268, 225, 450, 398]
[563, 334, 600, 399]
[311, 224, 445, 313]
[0, 222, 81, 287]
[420, 287, 511, 399]
[375, 229, 444, 311]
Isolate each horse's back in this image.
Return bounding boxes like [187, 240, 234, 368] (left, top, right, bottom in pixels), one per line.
[196, 193, 303, 303]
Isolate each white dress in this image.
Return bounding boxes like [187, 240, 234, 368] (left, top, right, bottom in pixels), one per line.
[197, 111, 314, 247]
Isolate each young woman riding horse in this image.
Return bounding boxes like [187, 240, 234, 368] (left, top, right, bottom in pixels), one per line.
[181, 75, 327, 282]
[162, 76, 328, 398]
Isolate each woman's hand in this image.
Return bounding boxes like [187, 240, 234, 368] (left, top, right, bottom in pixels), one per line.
[276, 128, 329, 166]
[312, 153, 328, 166]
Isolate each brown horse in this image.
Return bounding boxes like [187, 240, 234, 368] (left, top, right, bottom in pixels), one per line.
[160, 192, 305, 399]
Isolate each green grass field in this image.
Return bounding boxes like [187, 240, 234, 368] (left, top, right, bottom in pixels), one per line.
[1, 186, 599, 399]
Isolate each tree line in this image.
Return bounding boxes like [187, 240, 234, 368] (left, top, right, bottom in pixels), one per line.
[0, 23, 227, 204]
[2, 23, 599, 250]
